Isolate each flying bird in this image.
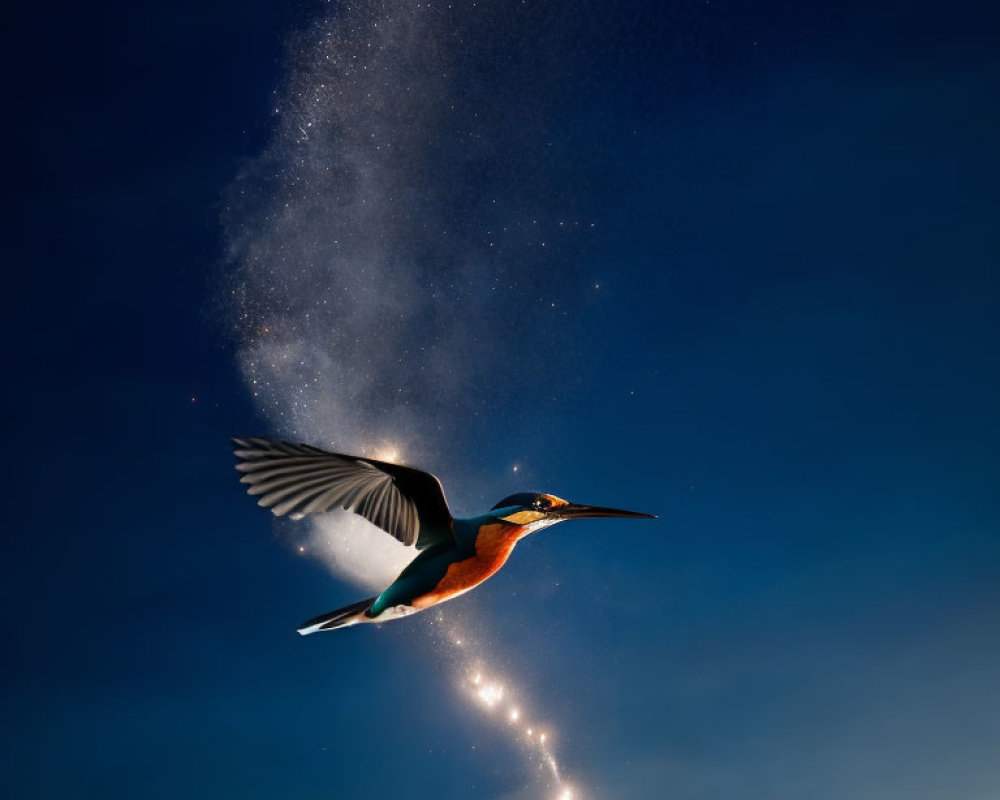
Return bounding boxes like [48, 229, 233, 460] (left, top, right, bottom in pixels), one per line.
[233, 438, 654, 634]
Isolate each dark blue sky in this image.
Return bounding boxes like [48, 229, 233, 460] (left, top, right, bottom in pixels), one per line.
[6, 1, 1000, 798]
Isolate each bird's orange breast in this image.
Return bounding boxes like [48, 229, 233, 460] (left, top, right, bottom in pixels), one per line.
[411, 523, 523, 609]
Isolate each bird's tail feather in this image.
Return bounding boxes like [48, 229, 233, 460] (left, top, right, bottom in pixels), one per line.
[297, 597, 377, 636]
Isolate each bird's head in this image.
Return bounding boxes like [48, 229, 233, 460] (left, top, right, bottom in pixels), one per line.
[490, 491, 654, 533]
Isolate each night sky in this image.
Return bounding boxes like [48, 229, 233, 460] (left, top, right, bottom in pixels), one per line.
[6, 1, 1000, 798]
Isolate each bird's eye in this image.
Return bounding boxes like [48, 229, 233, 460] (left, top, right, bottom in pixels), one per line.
[533, 497, 552, 511]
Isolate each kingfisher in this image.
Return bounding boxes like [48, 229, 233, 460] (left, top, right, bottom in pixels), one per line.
[233, 437, 654, 634]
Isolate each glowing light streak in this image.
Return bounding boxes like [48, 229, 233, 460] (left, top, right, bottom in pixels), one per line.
[438, 617, 583, 798]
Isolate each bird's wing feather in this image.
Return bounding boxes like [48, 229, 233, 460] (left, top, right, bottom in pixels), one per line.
[233, 438, 453, 548]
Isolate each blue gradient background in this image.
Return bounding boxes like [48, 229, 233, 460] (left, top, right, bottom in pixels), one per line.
[5, 1, 999, 798]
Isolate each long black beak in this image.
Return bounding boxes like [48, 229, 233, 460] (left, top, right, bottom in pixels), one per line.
[557, 503, 656, 520]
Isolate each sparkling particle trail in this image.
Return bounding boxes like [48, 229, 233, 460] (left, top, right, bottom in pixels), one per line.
[437, 615, 584, 798]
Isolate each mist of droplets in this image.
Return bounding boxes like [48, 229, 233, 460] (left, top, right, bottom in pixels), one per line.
[222, 2, 592, 797]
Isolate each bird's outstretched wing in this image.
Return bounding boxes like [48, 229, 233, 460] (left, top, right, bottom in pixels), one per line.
[233, 438, 453, 549]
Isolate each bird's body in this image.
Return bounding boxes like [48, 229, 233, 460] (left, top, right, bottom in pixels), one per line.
[233, 438, 653, 634]
[299, 508, 560, 632]
[374, 515, 528, 611]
